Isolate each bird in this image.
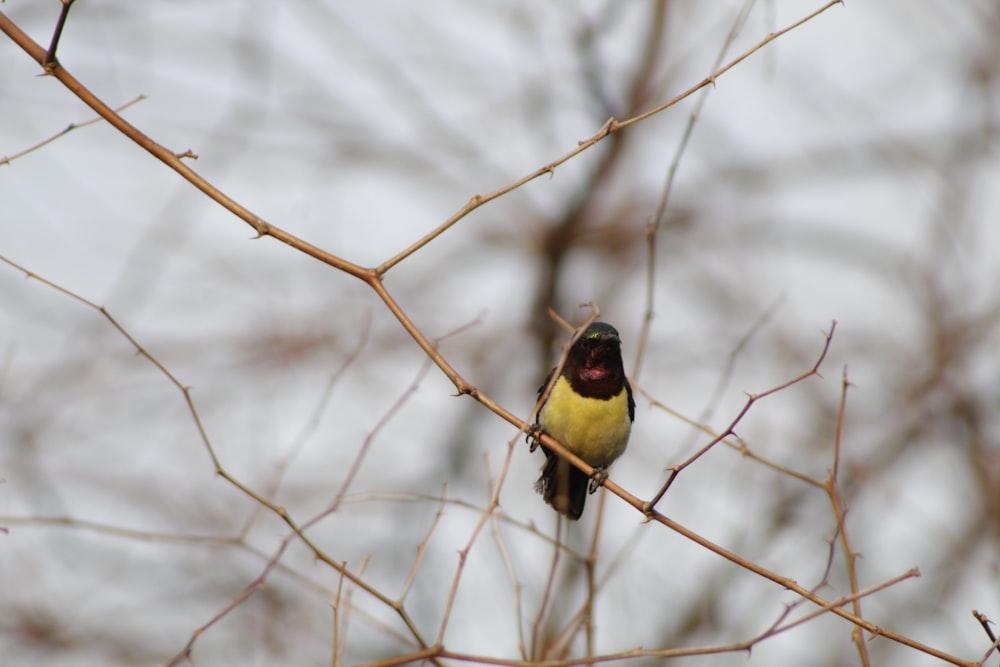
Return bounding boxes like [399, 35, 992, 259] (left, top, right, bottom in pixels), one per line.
[530, 321, 634, 520]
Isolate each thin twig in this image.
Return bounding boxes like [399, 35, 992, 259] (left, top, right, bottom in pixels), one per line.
[633, 0, 759, 378]
[330, 562, 347, 667]
[677, 296, 786, 456]
[163, 537, 294, 667]
[372, 1, 844, 276]
[0, 5, 845, 480]
[531, 514, 564, 661]
[0, 514, 238, 545]
[434, 432, 520, 646]
[240, 313, 371, 539]
[398, 488, 448, 601]
[0, 254, 442, 665]
[646, 321, 837, 512]
[635, 382, 825, 488]
[0, 95, 145, 166]
[485, 453, 529, 661]
[42, 0, 75, 70]
[974, 610, 999, 666]
[827, 365, 871, 666]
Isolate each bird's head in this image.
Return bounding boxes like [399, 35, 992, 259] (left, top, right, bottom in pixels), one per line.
[566, 322, 624, 386]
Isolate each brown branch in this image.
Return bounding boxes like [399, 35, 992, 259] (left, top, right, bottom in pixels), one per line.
[42, 0, 75, 70]
[975, 610, 997, 644]
[7, 4, 973, 663]
[0, 3, 846, 441]
[435, 434, 520, 647]
[827, 366, 871, 666]
[0, 514, 239, 546]
[163, 538, 294, 667]
[371, 0, 844, 276]
[0, 254, 442, 664]
[330, 562, 348, 667]
[531, 517, 565, 660]
[404, 571, 916, 665]
[0, 11, 369, 281]
[764, 569, 920, 640]
[635, 382, 825, 489]
[241, 314, 372, 538]
[398, 490, 448, 601]
[642, 508, 974, 665]
[2, 253, 968, 666]
[485, 455, 530, 661]
[633, 0, 761, 379]
[645, 321, 837, 512]
[974, 610, 999, 666]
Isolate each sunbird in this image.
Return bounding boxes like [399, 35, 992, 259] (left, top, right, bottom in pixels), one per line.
[531, 322, 634, 520]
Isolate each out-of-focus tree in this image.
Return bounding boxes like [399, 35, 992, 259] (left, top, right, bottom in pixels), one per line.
[1, 2, 998, 666]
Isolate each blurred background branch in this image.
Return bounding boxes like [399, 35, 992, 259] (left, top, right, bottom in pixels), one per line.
[1, 1, 999, 666]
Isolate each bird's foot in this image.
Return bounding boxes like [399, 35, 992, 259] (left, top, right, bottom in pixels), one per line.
[588, 467, 608, 494]
[526, 424, 542, 453]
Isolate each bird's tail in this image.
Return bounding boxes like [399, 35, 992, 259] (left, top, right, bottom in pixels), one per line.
[535, 452, 587, 520]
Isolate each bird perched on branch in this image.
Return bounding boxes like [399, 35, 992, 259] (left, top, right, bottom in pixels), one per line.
[530, 321, 634, 520]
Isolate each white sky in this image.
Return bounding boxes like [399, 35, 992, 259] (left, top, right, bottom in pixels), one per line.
[2, 2, 999, 665]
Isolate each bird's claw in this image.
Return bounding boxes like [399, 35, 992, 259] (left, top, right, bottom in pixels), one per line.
[526, 424, 542, 453]
[588, 467, 608, 494]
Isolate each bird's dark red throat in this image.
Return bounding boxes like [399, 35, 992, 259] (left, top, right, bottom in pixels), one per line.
[579, 365, 611, 382]
[567, 335, 625, 398]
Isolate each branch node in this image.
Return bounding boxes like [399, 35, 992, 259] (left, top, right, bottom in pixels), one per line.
[973, 610, 997, 645]
[250, 221, 270, 239]
[455, 381, 478, 399]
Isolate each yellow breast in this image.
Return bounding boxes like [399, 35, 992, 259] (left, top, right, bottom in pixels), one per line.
[538, 375, 632, 467]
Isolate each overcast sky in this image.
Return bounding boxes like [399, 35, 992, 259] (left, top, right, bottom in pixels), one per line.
[2, 2, 999, 666]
